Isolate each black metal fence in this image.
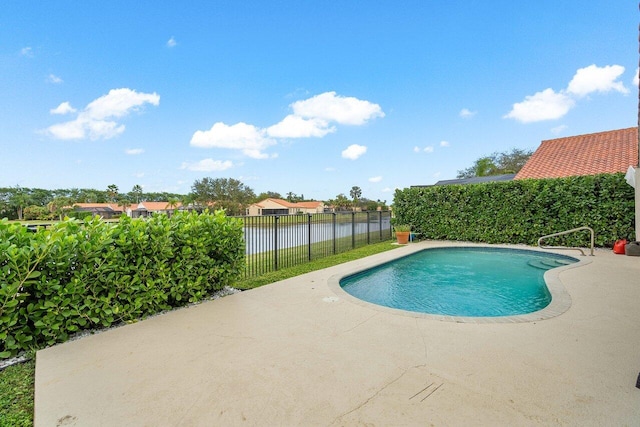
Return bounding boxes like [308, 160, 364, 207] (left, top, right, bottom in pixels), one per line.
[241, 211, 393, 278]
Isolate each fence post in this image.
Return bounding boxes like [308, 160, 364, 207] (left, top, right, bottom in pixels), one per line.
[332, 212, 337, 254]
[379, 210, 383, 241]
[351, 211, 355, 249]
[308, 214, 312, 261]
[274, 215, 279, 271]
[366, 211, 370, 244]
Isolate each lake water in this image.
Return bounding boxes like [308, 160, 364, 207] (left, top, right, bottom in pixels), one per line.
[244, 219, 391, 254]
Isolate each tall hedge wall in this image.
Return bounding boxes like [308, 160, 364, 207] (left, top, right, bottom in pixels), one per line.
[0, 210, 244, 359]
[393, 173, 635, 247]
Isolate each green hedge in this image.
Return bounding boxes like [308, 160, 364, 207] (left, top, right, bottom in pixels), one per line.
[393, 173, 635, 247]
[0, 210, 244, 359]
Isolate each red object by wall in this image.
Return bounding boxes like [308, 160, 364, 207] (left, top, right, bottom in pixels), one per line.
[613, 239, 627, 254]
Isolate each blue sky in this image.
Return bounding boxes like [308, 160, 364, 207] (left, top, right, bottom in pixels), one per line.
[1, 1, 637, 203]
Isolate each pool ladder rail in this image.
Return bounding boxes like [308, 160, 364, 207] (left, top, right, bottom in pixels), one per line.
[537, 226, 595, 256]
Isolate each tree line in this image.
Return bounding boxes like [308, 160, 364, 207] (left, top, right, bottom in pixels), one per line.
[456, 148, 533, 179]
[0, 180, 388, 220]
[0, 185, 186, 221]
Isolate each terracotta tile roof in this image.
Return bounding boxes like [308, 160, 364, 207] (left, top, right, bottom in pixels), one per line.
[73, 203, 121, 211]
[515, 127, 638, 180]
[266, 198, 296, 208]
[292, 201, 323, 209]
[73, 202, 181, 212]
[134, 201, 182, 211]
[259, 198, 323, 209]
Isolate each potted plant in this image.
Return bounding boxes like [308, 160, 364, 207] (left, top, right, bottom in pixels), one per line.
[393, 224, 412, 245]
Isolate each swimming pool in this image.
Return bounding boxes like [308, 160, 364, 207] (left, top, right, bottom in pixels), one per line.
[339, 247, 579, 317]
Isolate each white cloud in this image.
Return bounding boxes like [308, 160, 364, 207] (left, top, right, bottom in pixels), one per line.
[134, 172, 145, 178]
[237, 174, 260, 182]
[459, 108, 476, 118]
[48, 74, 63, 84]
[503, 88, 575, 123]
[266, 115, 334, 138]
[381, 187, 392, 193]
[369, 176, 382, 183]
[190, 122, 276, 159]
[193, 92, 383, 160]
[291, 91, 384, 125]
[285, 88, 310, 99]
[551, 125, 568, 134]
[167, 36, 177, 48]
[414, 145, 433, 153]
[125, 148, 144, 155]
[45, 88, 160, 140]
[85, 88, 160, 120]
[633, 68, 639, 87]
[341, 144, 367, 160]
[46, 120, 91, 139]
[20, 47, 33, 57]
[440, 140, 450, 147]
[566, 64, 628, 97]
[324, 167, 336, 172]
[50, 102, 76, 115]
[265, 91, 384, 139]
[505, 64, 628, 124]
[180, 158, 234, 172]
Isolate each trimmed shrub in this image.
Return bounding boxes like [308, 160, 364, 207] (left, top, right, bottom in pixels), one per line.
[393, 173, 634, 248]
[0, 210, 244, 358]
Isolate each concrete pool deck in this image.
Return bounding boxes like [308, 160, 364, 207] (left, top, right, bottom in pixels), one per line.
[35, 241, 640, 426]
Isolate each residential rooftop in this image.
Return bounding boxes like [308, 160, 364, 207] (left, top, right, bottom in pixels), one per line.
[515, 127, 639, 180]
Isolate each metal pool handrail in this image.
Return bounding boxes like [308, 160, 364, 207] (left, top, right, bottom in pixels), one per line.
[538, 226, 595, 256]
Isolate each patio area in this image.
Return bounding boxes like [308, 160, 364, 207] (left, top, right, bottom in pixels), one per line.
[34, 241, 640, 426]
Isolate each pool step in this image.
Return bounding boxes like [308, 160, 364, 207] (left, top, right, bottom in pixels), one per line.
[527, 259, 573, 271]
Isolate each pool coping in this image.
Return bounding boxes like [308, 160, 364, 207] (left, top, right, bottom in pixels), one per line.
[327, 241, 593, 323]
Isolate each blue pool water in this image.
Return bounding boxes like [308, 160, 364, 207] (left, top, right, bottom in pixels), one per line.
[339, 247, 578, 317]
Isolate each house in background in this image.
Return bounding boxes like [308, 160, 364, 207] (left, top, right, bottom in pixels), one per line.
[72, 203, 123, 219]
[413, 174, 516, 187]
[246, 198, 325, 216]
[128, 201, 182, 218]
[72, 202, 181, 218]
[515, 127, 638, 180]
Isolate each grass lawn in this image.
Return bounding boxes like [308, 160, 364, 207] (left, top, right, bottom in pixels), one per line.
[237, 240, 399, 289]
[0, 240, 401, 426]
[244, 232, 393, 277]
[0, 360, 35, 427]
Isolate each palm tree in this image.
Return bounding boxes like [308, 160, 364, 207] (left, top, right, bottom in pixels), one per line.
[106, 184, 119, 203]
[333, 193, 350, 212]
[9, 187, 30, 220]
[166, 197, 180, 218]
[350, 186, 362, 208]
[117, 196, 131, 218]
[48, 196, 74, 220]
[131, 184, 143, 203]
